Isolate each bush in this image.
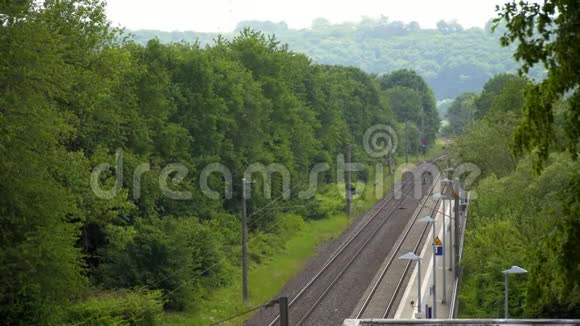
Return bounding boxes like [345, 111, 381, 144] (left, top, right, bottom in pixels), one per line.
[99, 217, 228, 311]
[62, 289, 164, 325]
[308, 185, 344, 219]
[249, 213, 305, 264]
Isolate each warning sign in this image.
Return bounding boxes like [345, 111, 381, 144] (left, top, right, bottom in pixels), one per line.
[435, 236, 443, 256]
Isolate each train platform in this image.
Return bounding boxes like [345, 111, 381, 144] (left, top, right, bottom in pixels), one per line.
[393, 199, 455, 319]
[345, 189, 467, 326]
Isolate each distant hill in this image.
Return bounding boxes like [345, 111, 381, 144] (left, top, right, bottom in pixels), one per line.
[129, 18, 543, 99]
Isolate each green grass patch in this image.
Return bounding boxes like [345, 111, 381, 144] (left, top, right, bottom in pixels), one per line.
[162, 214, 350, 326]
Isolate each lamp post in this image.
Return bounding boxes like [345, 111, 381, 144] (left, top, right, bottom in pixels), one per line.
[502, 266, 528, 319]
[432, 191, 450, 304]
[400, 252, 423, 317]
[440, 177, 453, 272]
[419, 216, 436, 318]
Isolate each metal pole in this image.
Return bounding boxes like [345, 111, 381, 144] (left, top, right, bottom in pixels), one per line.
[442, 197, 447, 304]
[279, 297, 289, 326]
[241, 178, 248, 305]
[420, 107, 424, 160]
[387, 151, 392, 176]
[504, 273, 509, 319]
[346, 144, 352, 216]
[449, 195, 453, 271]
[417, 259, 422, 314]
[454, 179, 461, 273]
[432, 222, 437, 318]
[405, 122, 409, 164]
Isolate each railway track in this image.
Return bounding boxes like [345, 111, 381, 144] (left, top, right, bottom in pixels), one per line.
[354, 174, 446, 319]
[266, 162, 436, 326]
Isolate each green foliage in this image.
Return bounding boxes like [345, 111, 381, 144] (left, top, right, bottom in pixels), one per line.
[460, 218, 528, 318]
[449, 74, 527, 179]
[163, 213, 350, 326]
[310, 185, 346, 219]
[63, 289, 164, 325]
[495, 0, 580, 170]
[525, 162, 580, 318]
[442, 93, 477, 136]
[1, 1, 423, 324]
[0, 0, 114, 323]
[454, 69, 579, 317]
[384, 86, 423, 123]
[475, 73, 528, 119]
[131, 18, 546, 100]
[100, 217, 229, 311]
[378, 69, 440, 148]
[460, 154, 580, 318]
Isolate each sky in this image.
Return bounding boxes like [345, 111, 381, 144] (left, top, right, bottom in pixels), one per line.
[105, 0, 507, 32]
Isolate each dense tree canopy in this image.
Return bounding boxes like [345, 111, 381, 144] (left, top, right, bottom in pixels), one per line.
[1, 2, 437, 324]
[453, 72, 579, 318]
[495, 0, 580, 170]
[443, 92, 477, 136]
[4, 0, 578, 324]
[132, 18, 545, 100]
[379, 69, 440, 146]
[451, 3, 580, 304]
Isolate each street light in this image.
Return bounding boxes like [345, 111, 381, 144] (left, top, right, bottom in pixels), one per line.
[502, 266, 528, 319]
[438, 178, 453, 273]
[432, 191, 450, 304]
[400, 252, 423, 317]
[441, 178, 457, 271]
[419, 216, 437, 318]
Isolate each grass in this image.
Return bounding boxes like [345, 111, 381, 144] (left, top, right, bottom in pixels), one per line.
[162, 214, 350, 326]
[162, 144, 446, 326]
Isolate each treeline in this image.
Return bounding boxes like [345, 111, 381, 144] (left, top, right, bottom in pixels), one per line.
[444, 0, 579, 317]
[132, 16, 545, 100]
[450, 75, 579, 317]
[0, 1, 439, 324]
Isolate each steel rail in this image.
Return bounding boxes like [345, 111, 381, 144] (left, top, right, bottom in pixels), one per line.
[294, 175, 420, 325]
[267, 175, 416, 326]
[354, 173, 443, 318]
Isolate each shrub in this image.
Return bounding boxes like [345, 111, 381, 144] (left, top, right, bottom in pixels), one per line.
[62, 289, 164, 325]
[99, 217, 228, 311]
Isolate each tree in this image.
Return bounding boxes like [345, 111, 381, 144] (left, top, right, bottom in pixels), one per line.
[132, 19, 545, 100]
[446, 92, 477, 135]
[525, 165, 580, 318]
[0, 0, 115, 322]
[2, 2, 435, 322]
[384, 86, 422, 123]
[495, 0, 580, 170]
[475, 74, 527, 119]
[379, 69, 440, 145]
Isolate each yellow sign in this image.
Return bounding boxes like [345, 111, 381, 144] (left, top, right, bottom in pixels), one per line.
[434, 236, 442, 246]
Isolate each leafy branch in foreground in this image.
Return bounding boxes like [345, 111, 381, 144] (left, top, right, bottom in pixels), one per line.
[495, 0, 580, 171]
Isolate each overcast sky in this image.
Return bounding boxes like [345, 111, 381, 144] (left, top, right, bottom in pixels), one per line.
[105, 0, 507, 32]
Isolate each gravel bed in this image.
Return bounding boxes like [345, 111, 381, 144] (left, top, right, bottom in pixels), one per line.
[246, 180, 426, 326]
